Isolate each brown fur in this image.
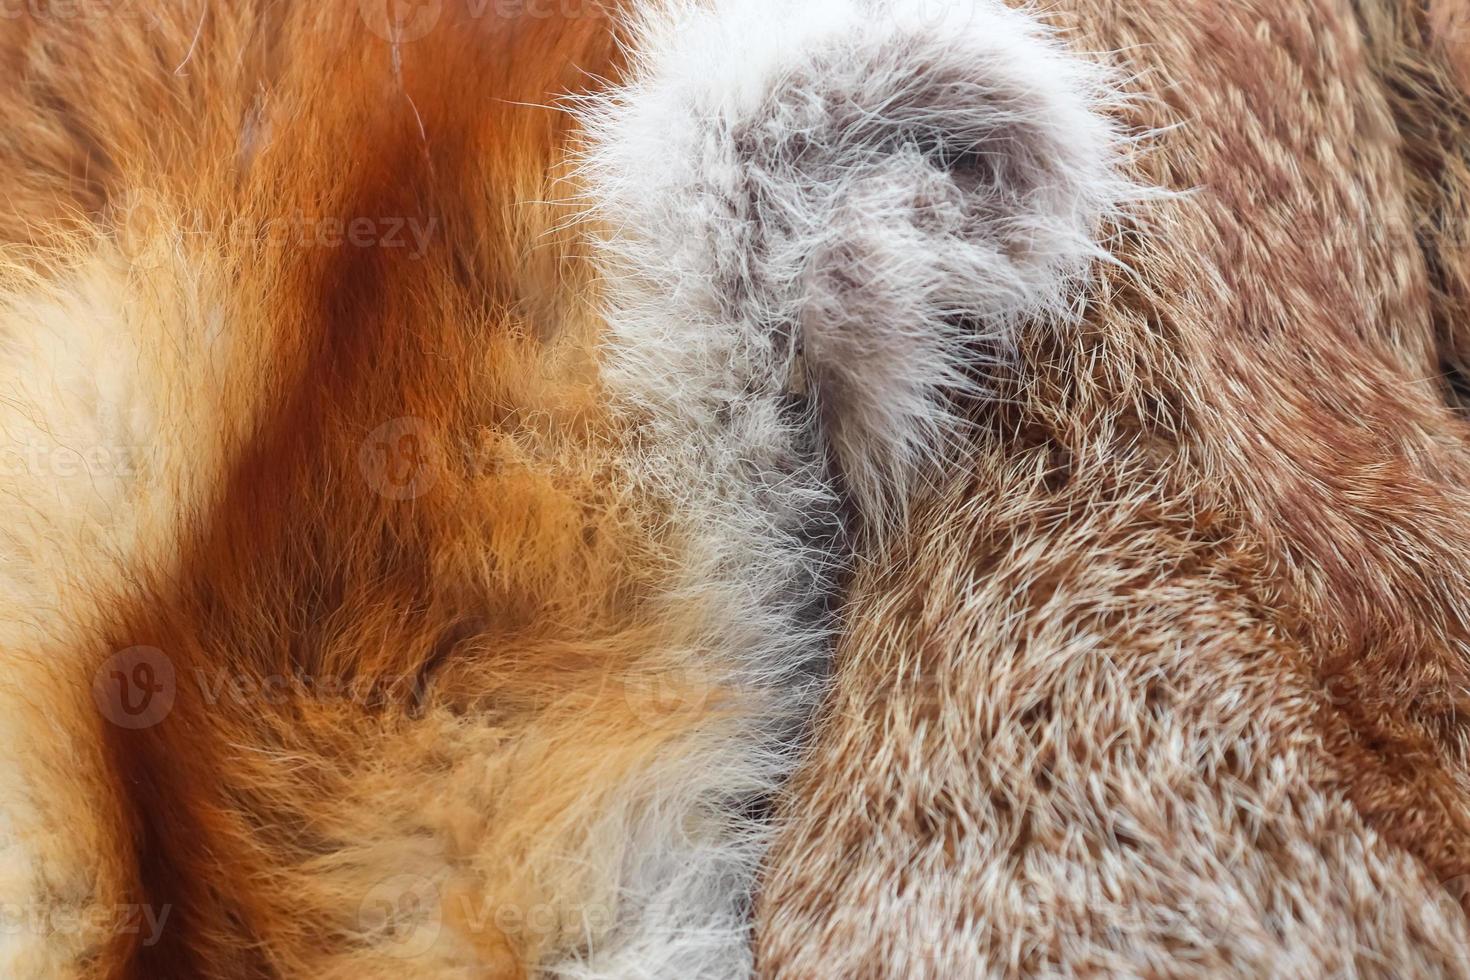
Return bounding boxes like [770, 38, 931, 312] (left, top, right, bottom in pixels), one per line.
[756, 0, 1470, 975]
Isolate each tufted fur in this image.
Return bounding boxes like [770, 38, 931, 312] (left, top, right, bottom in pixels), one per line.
[578, 0, 1134, 526]
[0, 0, 1127, 977]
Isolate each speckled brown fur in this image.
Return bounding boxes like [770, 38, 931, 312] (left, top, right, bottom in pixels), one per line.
[756, 2, 1470, 975]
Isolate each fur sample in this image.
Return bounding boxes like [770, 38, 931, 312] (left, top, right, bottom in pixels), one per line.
[5, 0, 1468, 976]
[756, 0, 1470, 977]
[0, 0, 1127, 977]
[579, 0, 1132, 523]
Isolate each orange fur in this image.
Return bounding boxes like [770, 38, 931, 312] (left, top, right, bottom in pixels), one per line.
[0, 3, 747, 976]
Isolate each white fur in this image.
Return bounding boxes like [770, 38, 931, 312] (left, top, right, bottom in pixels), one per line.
[580, 0, 1134, 528]
[568, 0, 1133, 975]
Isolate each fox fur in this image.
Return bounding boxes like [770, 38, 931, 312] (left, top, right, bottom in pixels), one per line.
[0, 0, 1128, 977]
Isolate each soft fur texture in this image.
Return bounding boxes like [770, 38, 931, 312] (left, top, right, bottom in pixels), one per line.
[0, 0, 1128, 977]
[6, 0, 1470, 977]
[579, 0, 1133, 525]
[757, 0, 1470, 976]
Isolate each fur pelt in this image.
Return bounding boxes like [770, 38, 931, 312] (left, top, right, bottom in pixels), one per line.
[2, 0, 1469, 978]
[0, 0, 1126, 976]
[757, 0, 1470, 976]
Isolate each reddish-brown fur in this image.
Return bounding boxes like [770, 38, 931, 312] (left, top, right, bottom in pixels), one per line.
[0, 3, 718, 976]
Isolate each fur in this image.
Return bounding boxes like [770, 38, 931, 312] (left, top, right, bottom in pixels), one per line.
[8, 0, 1466, 976]
[0, 0, 1126, 977]
[578, 0, 1133, 525]
[757, 0, 1470, 976]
